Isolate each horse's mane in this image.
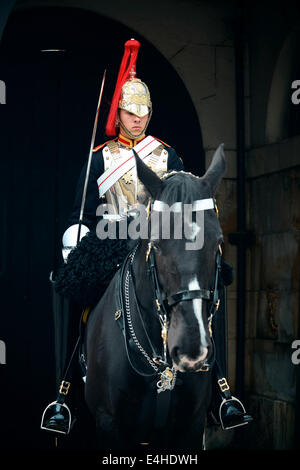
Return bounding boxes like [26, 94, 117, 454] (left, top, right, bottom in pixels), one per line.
[159, 170, 211, 205]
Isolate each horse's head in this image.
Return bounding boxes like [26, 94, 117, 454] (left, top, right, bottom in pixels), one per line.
[135, 145, 226, 373]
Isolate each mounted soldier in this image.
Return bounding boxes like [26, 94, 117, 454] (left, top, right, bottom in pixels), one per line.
[41, 39, 252, 438]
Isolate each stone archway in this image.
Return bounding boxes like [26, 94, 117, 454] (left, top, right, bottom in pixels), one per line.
[0, 5, 203, 449]
[265, 31, 300, 143]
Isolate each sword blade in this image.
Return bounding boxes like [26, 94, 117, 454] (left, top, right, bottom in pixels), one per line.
[77, 69, 107, 244]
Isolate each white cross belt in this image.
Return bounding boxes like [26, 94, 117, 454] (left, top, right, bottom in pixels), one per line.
[97, 136, 162, 198]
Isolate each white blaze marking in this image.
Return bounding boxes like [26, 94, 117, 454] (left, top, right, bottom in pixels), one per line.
[186, 220, 200, 241]
[188, 277, 208, 360]
[191, 221, 200, 240]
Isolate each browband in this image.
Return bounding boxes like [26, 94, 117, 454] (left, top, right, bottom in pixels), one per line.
[152, 198, 215, 212]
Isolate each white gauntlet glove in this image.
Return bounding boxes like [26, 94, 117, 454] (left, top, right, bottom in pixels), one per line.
[62, 224, 90, 262]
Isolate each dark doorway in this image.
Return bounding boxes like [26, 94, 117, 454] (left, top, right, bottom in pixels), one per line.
[0, 6, 203, 450]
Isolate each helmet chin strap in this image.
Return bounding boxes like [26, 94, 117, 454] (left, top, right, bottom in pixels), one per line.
[118, 110, 152, 140]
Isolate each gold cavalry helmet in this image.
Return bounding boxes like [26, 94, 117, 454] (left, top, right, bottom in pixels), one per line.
[105, 39, 152, 137]
[119, 78, 152, 118]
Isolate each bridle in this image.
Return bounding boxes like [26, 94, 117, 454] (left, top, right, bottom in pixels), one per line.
[147, 242, 222, 314]
[146, 238, 222, 373]
[146, 193, 222, 325]
[116, 195, 223, 392]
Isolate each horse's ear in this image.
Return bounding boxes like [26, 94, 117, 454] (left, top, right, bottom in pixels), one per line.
[133, 149, 163, 200]
[203, 143, 226, 195]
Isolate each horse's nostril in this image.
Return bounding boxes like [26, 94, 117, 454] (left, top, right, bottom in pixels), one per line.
[199, 346, 209, 362]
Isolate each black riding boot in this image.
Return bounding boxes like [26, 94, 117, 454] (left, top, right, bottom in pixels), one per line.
[209, 267, 253, 430]
[41, 273, 80, 435]
[41, 384, 72, 435]
[209, 368, 253, 430]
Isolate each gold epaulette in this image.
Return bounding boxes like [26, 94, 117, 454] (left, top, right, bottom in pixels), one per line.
[153, 137, 171, 148]
[93, 138, 117, 153]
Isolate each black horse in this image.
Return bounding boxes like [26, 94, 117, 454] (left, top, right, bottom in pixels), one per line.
[84, 144, 226, 450]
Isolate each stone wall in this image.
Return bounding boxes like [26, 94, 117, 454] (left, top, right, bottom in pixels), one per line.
[242, 1, 300, 449]
[241, 137, 300, 449]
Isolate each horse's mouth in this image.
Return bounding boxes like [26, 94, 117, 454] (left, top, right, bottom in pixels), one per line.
[171, 347, 209, 372]
[173, 362, 206, 373]
[172, 359, 209, 373]
[173, 362, 188, 373]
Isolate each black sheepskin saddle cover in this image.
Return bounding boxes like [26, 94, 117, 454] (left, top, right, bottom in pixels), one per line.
[54, 230, 130, 308]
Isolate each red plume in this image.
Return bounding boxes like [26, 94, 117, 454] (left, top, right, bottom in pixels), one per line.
[105, 39, 141, 137]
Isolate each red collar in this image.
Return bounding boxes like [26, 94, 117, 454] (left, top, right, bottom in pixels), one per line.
[117, 133, 146, 148]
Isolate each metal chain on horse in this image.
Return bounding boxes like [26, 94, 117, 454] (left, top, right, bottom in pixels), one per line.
[124, 247, 177, 393]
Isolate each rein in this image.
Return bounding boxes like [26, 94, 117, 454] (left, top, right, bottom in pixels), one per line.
[116, 244, 177, 392]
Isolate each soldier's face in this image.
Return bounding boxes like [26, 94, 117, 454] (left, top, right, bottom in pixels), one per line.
[119, 109, 149, 137]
